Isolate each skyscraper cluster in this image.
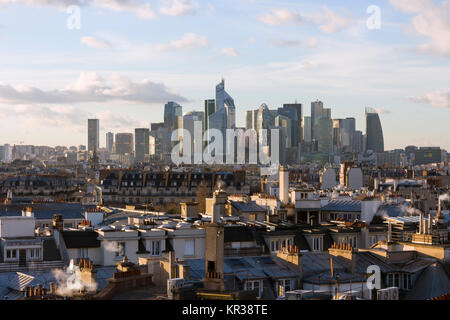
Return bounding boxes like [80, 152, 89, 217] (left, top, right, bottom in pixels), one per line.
[85, 79, 386, 166]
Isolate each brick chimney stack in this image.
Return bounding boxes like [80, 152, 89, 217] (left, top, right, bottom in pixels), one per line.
[52, 214, 64, 232]
[329, 242, 356, 274]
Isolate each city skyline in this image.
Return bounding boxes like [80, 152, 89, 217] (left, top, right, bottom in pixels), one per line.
[0, 0, 448, 150]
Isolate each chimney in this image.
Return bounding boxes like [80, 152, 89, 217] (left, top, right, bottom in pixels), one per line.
[52, 214, 64, 232]
[168, 251, 175, 279]
[374, 178, 379, 193]
[276, 245, 302, 282]
[329, 242, 356, 274]
[387, 221, 392, 242]
[49, 283, 57, 295]
[420, 212, 424, 235]
[25, 286, 31, 298]
[428, 213, 432, 235]
[179, 263, 190, 280]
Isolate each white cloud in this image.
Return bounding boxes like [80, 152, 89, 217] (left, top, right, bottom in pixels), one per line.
[80, 36, 113, 49]
[259, 8, 303, 26]
[390, 0, 450, 56]
[411, 91, 450, 108]
[312, 6, 354, 34]
[0, 0, 157, 20]
[0, 104, 146, 135]
[156, 33, 208, 51]
[307, 37, 319, 48]
[219, 47, 239, 57]
[159, 0, 197, 16]
[0, 72, 188, 104]
[11, 104, 87, 128]
[375, 108, 392, 114]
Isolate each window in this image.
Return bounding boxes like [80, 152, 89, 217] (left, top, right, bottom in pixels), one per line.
[184, 239, 195, 256]
[288, 238, 293, 247]
[270, 240, 280, 253]
[394, 274, 400, 287]
[245, 280, 262, 298]
[116, 242, 126, 257]
[402, 274, 411, 290]
[6, 249, 17, 260]
[277, 279, 293, 297]
[313, 237, 322, 251]
[388, 273, 401, 288]
[150, 240, 161, 256]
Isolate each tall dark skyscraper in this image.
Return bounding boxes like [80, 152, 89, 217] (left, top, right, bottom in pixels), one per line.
[115, 133, 134, 155]
[106, 132, 114, 153]
[279, 103, 302, 145]
[164, 101, 183, 133]
[88, 119, 99, 153]
[204, 99, 216, 132]
[135, 128, 150, 162]
[365, 108, 384, 153]
[311, 100, 323, 141]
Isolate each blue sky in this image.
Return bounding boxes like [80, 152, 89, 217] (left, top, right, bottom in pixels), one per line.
[0, 0, 448, 150]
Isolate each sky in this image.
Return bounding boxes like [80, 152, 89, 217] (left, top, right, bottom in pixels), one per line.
[0, 0, 448, 151]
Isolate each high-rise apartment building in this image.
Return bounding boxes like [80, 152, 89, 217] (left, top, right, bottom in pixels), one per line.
[164, 102, 183, 133]
[333, 118, 356, 153]
[183, 111, 204, 162]
[205, 79, 236, 155]
[204, 99, 216, 132]
[311, 100, 324, 140]
[365, 108, 384, 153]
[354, 130, 364, 153]
[135, 128, 150, 162]
[245, 110, 258, 130]
[279, 103, 302, 146]
[115, 133, 134, 155]
[88, 119, 99, 153]
[303, 116, 312, 143]
[317, 117, 333, 154]
[106, 132, 114, 153]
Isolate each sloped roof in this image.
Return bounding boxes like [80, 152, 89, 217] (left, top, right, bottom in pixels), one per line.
[321, 200, 361, 212]
[303, 270, 366, 284]
[302, 252, 346, 277]
[7, 272, 37, 292]
[0, 203, 91, 220]
[405, 262, 450, 300]
[229, 201, 266, 213]
[185, 256, 300, 283]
